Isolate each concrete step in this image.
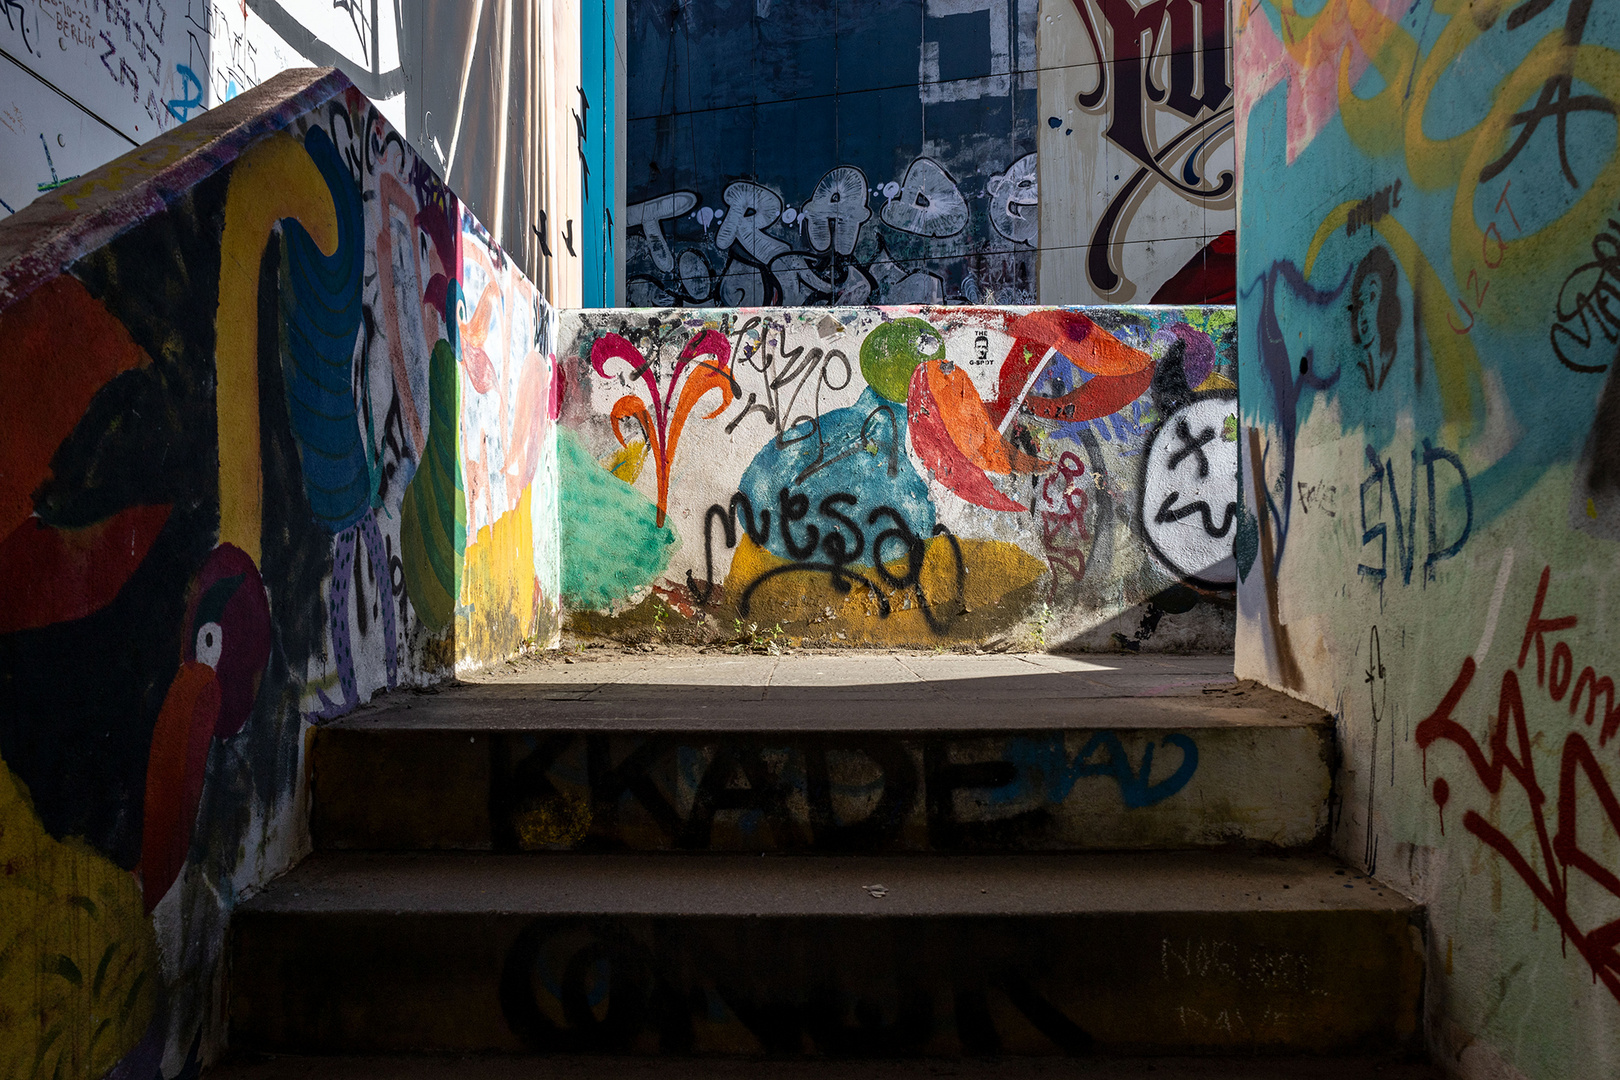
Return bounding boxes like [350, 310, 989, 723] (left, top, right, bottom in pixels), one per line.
[313, 654, 1330, 853]
[229, 852, 1423, 1057]
[208, 1053, 1445, 1079]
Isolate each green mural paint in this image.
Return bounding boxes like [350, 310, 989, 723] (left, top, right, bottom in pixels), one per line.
[558, 428, 675, 609]
[859, 317, 943, 403]
[400, 339, 465, 632]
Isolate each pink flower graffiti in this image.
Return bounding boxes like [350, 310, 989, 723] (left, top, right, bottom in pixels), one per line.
[592, 328, 736, 527]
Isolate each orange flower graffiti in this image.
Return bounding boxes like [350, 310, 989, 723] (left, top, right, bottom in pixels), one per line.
[592, 328, 737, 527]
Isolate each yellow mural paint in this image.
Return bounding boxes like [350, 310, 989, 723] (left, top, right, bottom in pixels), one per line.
[214, 133, 340, 565]
[0, 757, 157, 1080]
[606, 439, 649, 484]
[513, 793, 593, 849]
[458, 484, 539, 665]
[725, 535, 1045, 646]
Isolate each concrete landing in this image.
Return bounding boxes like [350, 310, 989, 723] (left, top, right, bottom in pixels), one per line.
[209, 1053, 1444, 1079]
[313, 653, 1330, 853]
[356, 652, 1287, 731]
[230, 852, 1423, 1058]
[241, 851, 1413, 917]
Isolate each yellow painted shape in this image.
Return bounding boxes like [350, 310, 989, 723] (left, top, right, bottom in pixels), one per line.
[458, 484, 538, 664]
[1336, 0, 1415, 160]
[57, 126, 215, 210]
[726, 535, 1045, 646]
[0, 757, 157, 1080]
[1450, 40, 1620, 309]
[513, 794, 593, 850]
[606, 440, 649, 484]
[215, 133, 339, 564]
[1195, 371, 1237, 393]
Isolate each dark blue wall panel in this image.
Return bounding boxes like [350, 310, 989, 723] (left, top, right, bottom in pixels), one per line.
[625, 0, 1037, 306]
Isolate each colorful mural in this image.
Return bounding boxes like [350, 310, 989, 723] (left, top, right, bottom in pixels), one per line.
[624, 0, 1039, 307]
[1235, 2, 1620, 1078]
[0, 69, 558, 1077]
[559, 305, 1238, 649]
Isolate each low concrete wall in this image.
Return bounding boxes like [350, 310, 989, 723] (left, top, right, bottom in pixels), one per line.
[0, 68, 558, 1076]
[557, 306, 1240, 650]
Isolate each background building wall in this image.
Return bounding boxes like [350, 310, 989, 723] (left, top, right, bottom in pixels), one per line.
[0, 0, 588, 291]
[622, 0, 1041, 308]
[580, 0, 625, 306]
[1037, 0, 1235, 305]
[557, 304, 1238, 650]
[1234, 3, 1620, 1078]
[0, 68, 559, 1077]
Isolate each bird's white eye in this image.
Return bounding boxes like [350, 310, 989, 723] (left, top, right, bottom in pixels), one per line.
[195, 622, 223, 668]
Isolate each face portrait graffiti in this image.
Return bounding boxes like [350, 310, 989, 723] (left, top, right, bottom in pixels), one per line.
[1350, 246, 1400, 392]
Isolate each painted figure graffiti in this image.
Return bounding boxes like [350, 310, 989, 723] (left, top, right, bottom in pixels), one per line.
[1350, 247, 1400, 392]
[0, 70, 559, 1079]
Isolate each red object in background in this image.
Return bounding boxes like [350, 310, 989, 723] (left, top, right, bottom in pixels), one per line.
[1152, 231, 1236, 305]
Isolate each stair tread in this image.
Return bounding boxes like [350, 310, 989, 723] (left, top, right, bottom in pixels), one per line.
[207, 1053, 1445, 1079]
[339, 653, 1318, 732]
[241, 851, 1414, 918]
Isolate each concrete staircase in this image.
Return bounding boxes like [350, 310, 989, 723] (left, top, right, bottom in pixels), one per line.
[218, 652, 1433, 1075]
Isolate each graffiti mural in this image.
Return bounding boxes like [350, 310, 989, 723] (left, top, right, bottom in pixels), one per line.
[481, 728, 1212, 853]
[0, 1, 577, 287]
[0, 69, 558, 1077]
[1235, 3, 1620, 1078]
[625, 0, 1039, 307]
[1038, 0, 1236, 303]
[558, 305, 1238, 650]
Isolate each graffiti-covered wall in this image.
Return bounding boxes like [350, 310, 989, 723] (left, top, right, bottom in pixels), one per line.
[624, 0, 1040, 308]
[558, 305, 1237, 649]
[0, 1, 584, 289]
[0, 67, 558, 1077]
[1038, 0, 1236, 305]
[1235, 2, 1620, 1078]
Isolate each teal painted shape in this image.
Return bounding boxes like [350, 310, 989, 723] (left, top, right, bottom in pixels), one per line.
[558, 429, 676, 609]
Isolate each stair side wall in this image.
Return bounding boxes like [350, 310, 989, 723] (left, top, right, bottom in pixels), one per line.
[0, 68, 560, 1077]
[1233, 3, 1620, 1079]
[555, 305, 1240, 650]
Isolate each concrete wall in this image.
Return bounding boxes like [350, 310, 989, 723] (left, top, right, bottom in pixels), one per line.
[1234, 3, 1620, 1078]
[0, 1, 587, 289]
[1037, 0, 1235, 305]
[623, 0, 1040, 308]
[558, 305, 1238, 649]
[0, 67, 558, 1077]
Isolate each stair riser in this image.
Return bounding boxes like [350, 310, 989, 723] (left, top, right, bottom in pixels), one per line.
[312, 726, 1330, 852]
[230, 910, 1421, 1056]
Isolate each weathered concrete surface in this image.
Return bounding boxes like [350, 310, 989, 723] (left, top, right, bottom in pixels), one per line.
[230, 852, 1423, 1057]
[209, 1052, 1444, 1079]
[312, 653, 1330, 852]
[353, 652, 1281, 731]
[1234, 6, 1620, 1078]
[558, 308, 1240, 653]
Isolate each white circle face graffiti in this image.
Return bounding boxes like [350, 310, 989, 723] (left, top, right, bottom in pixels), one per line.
[1141, 395, 1239, 587]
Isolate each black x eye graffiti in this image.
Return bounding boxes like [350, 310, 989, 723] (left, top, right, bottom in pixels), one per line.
[1166, 418, 1216, 478]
